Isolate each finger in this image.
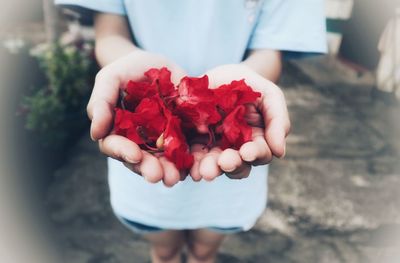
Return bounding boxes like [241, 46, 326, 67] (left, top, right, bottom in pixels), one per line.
[218, 148, 252, 179]
[261, 87, 290, 158]
[239, 128, 273, 165]
[217, 148, 242, 173]
[226, 163, 252, 180]
[87, 68, 121, 140]
[190, 144, 209, 182]
[265, 117, 288, 158]
[159, 156, 181, 187]
[98, 135, 143, 163]
[137, 152, 164, 183]
[199, 148, 222, 181]
[123, 152, 164, 184]
[89, 100, 115, 141]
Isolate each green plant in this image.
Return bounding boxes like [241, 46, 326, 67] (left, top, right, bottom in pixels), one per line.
[21, 41, 97, 149]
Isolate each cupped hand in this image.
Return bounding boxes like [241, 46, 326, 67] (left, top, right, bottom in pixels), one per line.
[190, 64, 291, 181]
[87, 50, 187, 187]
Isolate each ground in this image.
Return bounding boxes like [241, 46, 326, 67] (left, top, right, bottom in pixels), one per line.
[46, 57, 400, 263]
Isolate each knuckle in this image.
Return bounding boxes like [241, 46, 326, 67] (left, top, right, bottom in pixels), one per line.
[95, 67, 108, 82]
[95, 66, 114, 85]
[275, 87, 285, 98]
[94, 70, 104, 83]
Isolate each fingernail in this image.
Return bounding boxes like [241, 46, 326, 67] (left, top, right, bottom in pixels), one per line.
[163, 182, 174, 188]
[90, 110, 97, 141]
[223, 166, 239, 173]
[90, 130, 96, 141]
[281, 144, 286, 158]
[124, 155, 140, 164]
[242, 153, 256, 162]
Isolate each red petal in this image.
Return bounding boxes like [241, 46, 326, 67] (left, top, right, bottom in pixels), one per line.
[177, 75, 213, 104]
[175, 75, 221, 132]
[217, 105, 252, 150]
[124, 80, 157, 111]
[214, 79, 261, 114]
[175, 101, 221, 132]
[114, 108, 144, 144]
[133, 97, 168, 141]
[145, 67, 176, 97]
[163, 113, 194, 170]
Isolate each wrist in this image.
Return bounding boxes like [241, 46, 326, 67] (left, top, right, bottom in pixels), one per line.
[124, 50, 174, 69]
[241, 49, 282, 83]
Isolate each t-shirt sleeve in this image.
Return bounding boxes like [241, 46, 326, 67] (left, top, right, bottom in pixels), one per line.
[248, 0, 327, 58]
[54, 0, 126, 16]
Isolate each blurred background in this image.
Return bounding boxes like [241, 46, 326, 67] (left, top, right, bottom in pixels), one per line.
[0, 0, 399, 262]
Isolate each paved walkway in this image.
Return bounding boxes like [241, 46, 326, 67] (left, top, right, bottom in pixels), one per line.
[46, 57, 400, 263]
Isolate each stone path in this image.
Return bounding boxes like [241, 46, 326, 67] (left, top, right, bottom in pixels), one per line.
[46, 57, 400, 263]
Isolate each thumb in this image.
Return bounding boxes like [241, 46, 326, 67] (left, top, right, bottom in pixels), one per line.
[265, 118, 287, 158]
[89, 100, 114, 141]
[260, 86, 290, 158]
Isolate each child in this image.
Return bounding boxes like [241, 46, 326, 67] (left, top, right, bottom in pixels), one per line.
[56, 1, 326, 262]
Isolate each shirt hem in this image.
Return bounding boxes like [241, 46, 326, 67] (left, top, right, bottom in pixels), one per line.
[112, 208, 262, 231]
[110, 196, 267, 231]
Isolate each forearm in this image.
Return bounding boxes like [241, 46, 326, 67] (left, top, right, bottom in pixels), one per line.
[94, 13, 138, 67]
[242, 49, 282, 83]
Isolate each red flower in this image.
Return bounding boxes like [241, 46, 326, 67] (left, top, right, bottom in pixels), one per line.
[145, 67, 176, 98]
[123, 81, 157, 111]
[163, 112, 194, 170]
[132, 97, 168, 142]
[217, 105, 252, 150]
[114, 108, 136, 137]
[114, 97, 167, 145]
[176, 75, 212, 104]
[175, 76, 221, 133]
[115, 94, 193, 168]
[214, 79, 261, 114]
[123, 67, 176, 111]
[113, 67, 262, 171]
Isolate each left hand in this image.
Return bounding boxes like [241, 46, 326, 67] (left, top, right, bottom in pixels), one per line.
[189, 64, 291, 181]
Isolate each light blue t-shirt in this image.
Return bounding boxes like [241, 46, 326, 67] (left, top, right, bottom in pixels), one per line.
[56, 0, 327, 230]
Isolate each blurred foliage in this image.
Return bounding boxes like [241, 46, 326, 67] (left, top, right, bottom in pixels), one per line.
[21, 41, 97, 149]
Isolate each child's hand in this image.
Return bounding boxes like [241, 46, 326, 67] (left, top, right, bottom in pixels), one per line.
[190, 64, 290, 181]
[87, 50, 188, 187]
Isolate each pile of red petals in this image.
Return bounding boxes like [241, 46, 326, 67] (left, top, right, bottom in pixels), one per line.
[113, 67, 261, 170]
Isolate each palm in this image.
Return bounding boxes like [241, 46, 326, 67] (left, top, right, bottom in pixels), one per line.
[189, 103, 266, 181]
[88, 50, 188, 187]
[188, 64, 290, 181]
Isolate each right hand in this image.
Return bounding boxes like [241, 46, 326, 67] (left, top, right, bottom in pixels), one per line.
[87, 50, 187, 187]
